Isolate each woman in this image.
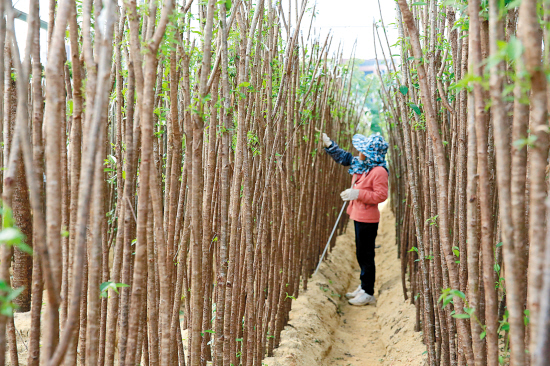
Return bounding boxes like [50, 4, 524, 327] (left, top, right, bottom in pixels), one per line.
[322, 132, 389, 306]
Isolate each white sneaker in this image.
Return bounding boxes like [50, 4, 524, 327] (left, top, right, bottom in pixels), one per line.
[348, 289, 376, 306]
[345, 284, 362, 299]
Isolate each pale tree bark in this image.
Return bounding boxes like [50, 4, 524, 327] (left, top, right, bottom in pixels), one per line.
[47, 0, 115, 364]
[214, 1, 231, 364]
[520, 0, 550, 362]
[124, 0, 176, 362]
[27, 1, 45, 360]
[535, 199, 550, 365]
[469, 1, 498, 364]
[396, 1, 474, 364]
[42, 0, 74, 358]
[489, 0, 525, 365]
[189, 0, 215, 363]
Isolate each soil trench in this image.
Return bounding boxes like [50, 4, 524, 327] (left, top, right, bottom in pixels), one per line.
[264, 202, 427, 366]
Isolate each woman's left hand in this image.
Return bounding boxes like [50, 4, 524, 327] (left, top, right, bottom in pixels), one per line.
[340, 189, 359, 201]
[322, 133, 332, 148]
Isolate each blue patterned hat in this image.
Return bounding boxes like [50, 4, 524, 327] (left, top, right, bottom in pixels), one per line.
[352, 134, 369, 155]
[348, 133, 389, 175]
[353, 134, 388, 158]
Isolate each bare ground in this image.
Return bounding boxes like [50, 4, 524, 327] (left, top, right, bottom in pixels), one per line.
[263, 202, 427, 366]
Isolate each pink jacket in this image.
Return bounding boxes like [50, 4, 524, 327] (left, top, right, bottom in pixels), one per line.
[347, 166, 389, 223]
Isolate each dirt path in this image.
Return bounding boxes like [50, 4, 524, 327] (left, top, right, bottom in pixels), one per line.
[321, 295, 387, 365]
[264, 202, 427, 366]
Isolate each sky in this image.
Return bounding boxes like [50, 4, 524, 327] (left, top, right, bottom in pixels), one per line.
[11, 0, 399, 63]
[300, 0, 399, 60]
[12, 0, 49, 62]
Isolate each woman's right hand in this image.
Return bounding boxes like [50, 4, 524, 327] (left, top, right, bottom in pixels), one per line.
[322, 133, 332, 148]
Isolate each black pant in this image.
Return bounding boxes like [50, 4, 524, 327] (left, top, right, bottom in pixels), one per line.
[354, 221, 379, 296]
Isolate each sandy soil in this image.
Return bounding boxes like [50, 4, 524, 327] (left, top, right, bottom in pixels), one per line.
[8, 301, 40, 365]
[264, 202, 427, 366]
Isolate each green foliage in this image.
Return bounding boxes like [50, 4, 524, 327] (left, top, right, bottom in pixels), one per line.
[426, 215, 439, 227]
[201, 329, 216, 336]
[452, 246, 460, 263]
[484, 36, 523, 71]
[341, 60, 384, 136]
[0, 205, 32, 255]
[246, 130, 261, 156]
[513, 135, 537, 150]
[0, 227, 27, 251]
[0, 281, 25, 316]
[100, 282, 130, 298]
[438, 288, 465, 308]
[408, 103, 422, 116]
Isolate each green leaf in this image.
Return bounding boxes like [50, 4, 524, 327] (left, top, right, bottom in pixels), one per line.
[480, 331, 486, 340]
[67, 100, 74, 115]
[5, 286, 24, 302]
[513, 135, 537, 150]
[0, 306, 13, 316]
[507, 0, 522, 10]
[506, 36, 523, 61]
[399, 85, 409, 96]
[0, 281, 10, 292]
[284, 292, 296, 300]
[100, 281, 113, 293]
[452, 246, 460, 257]
[100, 281, 129, 297]
[0, 281, 25, 316]
[0, 227, 25, 245]
[2, 206, 14, 228]
[204, 329, 215, 334]
[452, 313, 471, 319]
[409, 103, 422, 115]
[15, 242, 33, 255]
[449, 289, 466, 300]
[412, 1, 428, 5]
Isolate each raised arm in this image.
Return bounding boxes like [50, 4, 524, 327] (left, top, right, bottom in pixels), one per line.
[323, 133, 353, 167]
